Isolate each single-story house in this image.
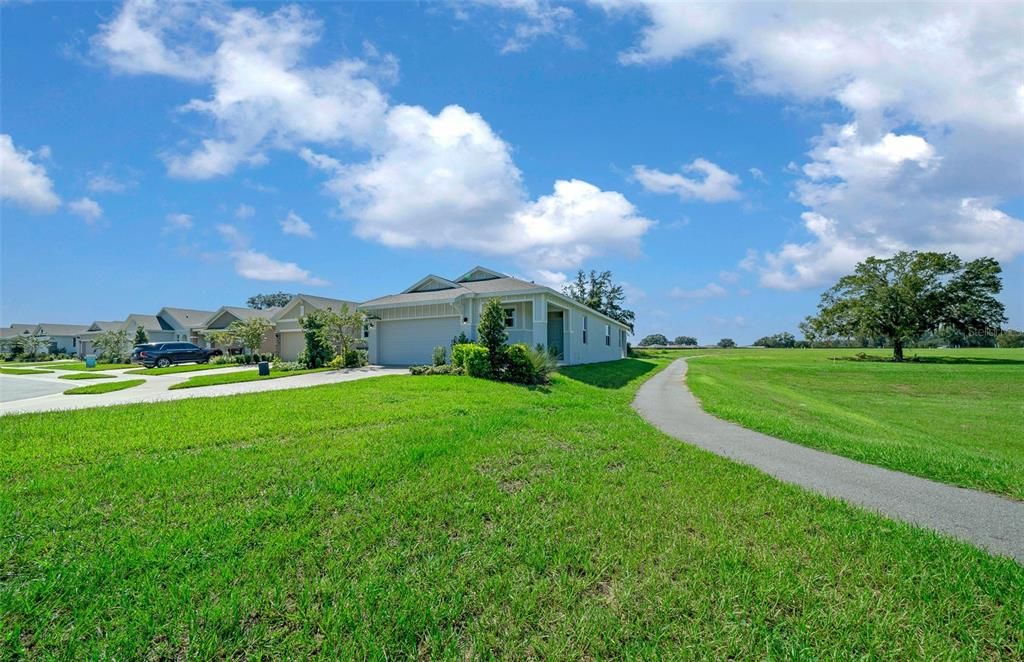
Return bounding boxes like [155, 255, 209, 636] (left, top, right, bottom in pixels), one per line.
[198, 306, 280, 354]
[1, 324, 43, 353]
[359, 266, 630, 366]
[75, 314, 177, 357]
[35, 323, 89, 354]
[272, 294, 360, 361]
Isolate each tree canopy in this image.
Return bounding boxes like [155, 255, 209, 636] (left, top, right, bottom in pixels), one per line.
[753, 332, 796, 348]
[800, 251, 1005, 361]
[673, 335, 698, 346]
[638, 334, 668, 347]
[247, 292, 293, 310]
[227, 317, 275, 356]
[563, 270, 635, 332]
[717, 338, 736, 348]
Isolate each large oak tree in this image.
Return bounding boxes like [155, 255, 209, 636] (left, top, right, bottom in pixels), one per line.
[800, 251, 1006, 361]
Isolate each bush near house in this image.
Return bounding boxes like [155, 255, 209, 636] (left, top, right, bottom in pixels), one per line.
[417, 301, 557, 385]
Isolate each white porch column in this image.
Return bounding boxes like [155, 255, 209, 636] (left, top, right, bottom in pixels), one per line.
[533, 294, 548, 350]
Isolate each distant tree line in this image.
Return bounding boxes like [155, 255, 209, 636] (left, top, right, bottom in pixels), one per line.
[637, 334, 699, 347]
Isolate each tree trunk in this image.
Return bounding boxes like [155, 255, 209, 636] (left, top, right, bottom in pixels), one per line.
[893, 339, 904, 362]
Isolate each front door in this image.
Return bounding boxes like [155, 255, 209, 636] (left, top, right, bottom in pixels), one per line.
[547, 311, 564, 360]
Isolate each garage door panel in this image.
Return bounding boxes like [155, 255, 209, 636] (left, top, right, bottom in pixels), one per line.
[379, 317, 460, 365]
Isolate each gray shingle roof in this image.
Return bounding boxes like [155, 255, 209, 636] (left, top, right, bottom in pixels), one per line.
[36, 323, 89, 336]
[159, 307, 217, 328]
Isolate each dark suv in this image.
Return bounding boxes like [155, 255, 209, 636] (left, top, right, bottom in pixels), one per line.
[131, 342, 221, 368]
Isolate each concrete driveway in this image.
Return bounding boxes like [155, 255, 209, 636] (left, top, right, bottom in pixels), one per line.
[0, 365, 407, 416]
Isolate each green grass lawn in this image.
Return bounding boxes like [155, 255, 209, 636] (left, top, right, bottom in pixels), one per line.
[682, 348, 1024, 499]
[58, 372, 118, 380]
[126, 362, 239, 376]
[0, 367, 54, 375]
[49, 361, 133, 372]
[168, 367, 330, 390]
[63, 379, 146, 395]
[0, 360, 74, 367]
[2, 359, 1020, 658]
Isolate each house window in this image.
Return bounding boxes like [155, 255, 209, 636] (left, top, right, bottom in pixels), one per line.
[605, 324, 611, 346]
[504, 308, 515, 328]
[362, 324, 370, 339]
[582, 317, 588, 344]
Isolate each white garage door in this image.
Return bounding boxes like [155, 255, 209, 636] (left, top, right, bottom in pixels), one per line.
[378, 317, 460, 365]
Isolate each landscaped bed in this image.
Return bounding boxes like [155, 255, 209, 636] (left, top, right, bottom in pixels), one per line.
[168, 367, 330, 390]
[125, 362, 240, 376]
[63, 379, 145, 395]
[0, 367, 55, 375]
[2, 359, 1020, 657]
[679, 348, 1024, 499]
[58, 372, 118, 380]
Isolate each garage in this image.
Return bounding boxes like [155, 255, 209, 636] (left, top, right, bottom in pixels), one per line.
[377, 317, 461, 365]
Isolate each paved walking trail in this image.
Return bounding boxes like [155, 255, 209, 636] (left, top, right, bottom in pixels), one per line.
[633, 358, 1024, 563]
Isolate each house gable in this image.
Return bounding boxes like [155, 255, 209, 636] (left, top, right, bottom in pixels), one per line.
[204, 309, 242, 330]
[455, 266, 506, 283]
[404, 275, 461, 294]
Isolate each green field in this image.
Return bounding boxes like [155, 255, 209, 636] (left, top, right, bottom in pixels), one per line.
[126, 363, 239, 376]
[63, 379, 146, 395]
[2, 359, 1020, 658]
[168, 367, 330, 389]
[677, 348, 1024, 499]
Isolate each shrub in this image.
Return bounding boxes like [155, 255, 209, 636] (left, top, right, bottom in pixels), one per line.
[451, 331, 470, 347]
[409, 364, 464, 376]
[461, 345, 491, 378]
[272, 360, 303, 372]
[525, 345, 557, 384]
[451, 343, 475, 369]
[211, 355, 233, 365]
[432, 345, 447, 366]
[349, 349, 369, 368]
[501, 343, 533, 384]
[298, 308, 336, 368]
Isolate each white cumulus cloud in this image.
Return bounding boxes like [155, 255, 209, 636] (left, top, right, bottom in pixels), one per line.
[94, 1, 653, 273]
[633, 158, 742, 202]
[216, 223, 326, 285]
[0, 134, 60, 213]
[280, 210, 314, 238]
[68, 197, 103, 224]
[603, 1, 1024, 288]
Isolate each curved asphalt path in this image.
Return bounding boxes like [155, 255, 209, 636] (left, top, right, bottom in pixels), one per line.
[633, 358, 1024, 563]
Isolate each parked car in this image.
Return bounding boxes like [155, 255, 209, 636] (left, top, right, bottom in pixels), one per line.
[131, 342, 221, 368]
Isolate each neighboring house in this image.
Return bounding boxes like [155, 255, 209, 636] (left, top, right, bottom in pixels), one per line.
[75, 321, 123, 357]
[76, 315, 175, 357]
[272, 294, 360, 361]
[1, 324, 43, 353]
[198, 306, 280, 354]
[35, 323, 89, 354]
[359, 266, 631, 366]
[155, 307, 217, 344]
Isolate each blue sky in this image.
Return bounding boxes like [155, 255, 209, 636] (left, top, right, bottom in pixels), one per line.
[2, 1, 1021, 343]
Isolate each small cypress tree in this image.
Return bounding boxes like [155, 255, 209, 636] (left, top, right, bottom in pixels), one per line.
[134, 325, 149, 345]
[477, 298, 508, 374]
[299, 308, 336, 368]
